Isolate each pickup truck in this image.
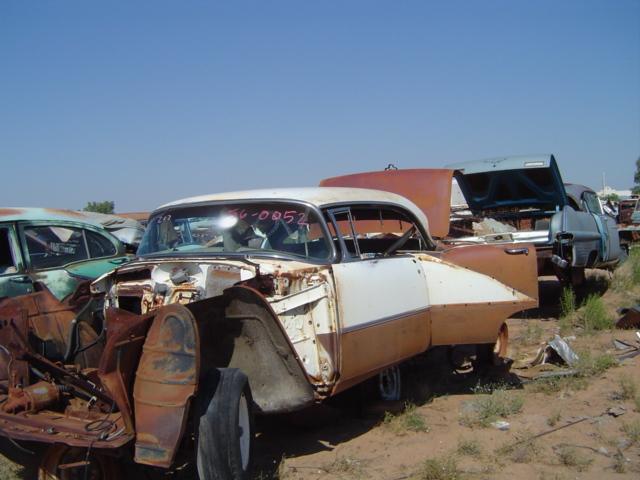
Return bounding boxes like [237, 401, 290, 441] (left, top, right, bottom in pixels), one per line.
[0, 187, 538, 480]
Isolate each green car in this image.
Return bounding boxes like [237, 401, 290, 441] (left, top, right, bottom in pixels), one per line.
[0, 207, 131, 300]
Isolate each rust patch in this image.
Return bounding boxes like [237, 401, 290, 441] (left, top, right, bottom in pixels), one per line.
[0, 208, 26, 217]
[43, 208, 86, 218]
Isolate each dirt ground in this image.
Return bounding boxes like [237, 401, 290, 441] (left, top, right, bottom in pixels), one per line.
[2, 269, 640, 479]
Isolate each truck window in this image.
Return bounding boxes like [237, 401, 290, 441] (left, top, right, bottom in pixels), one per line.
[582, 192, 603, 215]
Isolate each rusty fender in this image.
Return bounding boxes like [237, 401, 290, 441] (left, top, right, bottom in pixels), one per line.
[132, 304, 199, 468]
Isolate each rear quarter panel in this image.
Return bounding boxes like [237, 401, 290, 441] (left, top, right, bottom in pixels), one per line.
[438, 242, 539, 301]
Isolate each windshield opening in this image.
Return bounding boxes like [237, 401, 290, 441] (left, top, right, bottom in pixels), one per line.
[138, 202, 332, 261]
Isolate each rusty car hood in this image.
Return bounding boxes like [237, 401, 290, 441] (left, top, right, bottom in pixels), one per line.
[446, 155, 568, 214]
[320, 169, 454, 238]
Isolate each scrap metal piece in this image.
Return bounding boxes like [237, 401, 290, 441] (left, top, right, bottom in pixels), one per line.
[616, 306, 640, 329]
[530, 335, 579, 367]
[606, 406, 626, 418]
[2, 381, 62, 414]
[613, 339, 636, 350]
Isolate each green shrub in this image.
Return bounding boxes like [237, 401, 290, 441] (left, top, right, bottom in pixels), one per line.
[574, 351, 617, 376]
[460, 389, 523, 427]
[622, 420, 640, 444]
[579, 295, 614, 332]
[559, 287, 576, 318]
[457, 437, 482, 457]
[618, 374, 638, 400]
[547, 410, 562, 427]
[383, 403, 429, 434]
[417, 455, 461, 480]
[555, 445, 593, 471]
[631, 248, 640, 284]
[528, 375, 588, 395]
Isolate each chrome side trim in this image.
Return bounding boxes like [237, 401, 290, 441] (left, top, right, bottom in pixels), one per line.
[341, 307, 428, 334]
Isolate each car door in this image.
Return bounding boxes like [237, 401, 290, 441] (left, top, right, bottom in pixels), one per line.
[582, 191, 621, 264]
[0, 223, 34, 298]
[326, 206, 431, 388]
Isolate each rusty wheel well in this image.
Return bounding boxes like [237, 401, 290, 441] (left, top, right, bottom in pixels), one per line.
[187, 286, 315, 414]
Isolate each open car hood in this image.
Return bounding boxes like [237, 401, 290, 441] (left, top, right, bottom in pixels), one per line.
[447, 155, 568, 213]
[320, 169, 454, 238]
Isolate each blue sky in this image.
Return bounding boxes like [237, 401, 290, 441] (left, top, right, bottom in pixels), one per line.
[1, 1, 638, 212]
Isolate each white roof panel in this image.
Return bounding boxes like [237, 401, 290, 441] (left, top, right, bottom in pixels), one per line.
[157, 187, 431, 232]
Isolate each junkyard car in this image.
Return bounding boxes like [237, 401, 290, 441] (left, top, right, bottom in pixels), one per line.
[75, 210, 146, 252]
[0, 207, 130, 300]
[446, 156, 621, 284]
[618, 198, 640, 247]
[0, 188, 538, 479]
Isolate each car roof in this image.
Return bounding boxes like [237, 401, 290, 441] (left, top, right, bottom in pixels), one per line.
[157, 187, 432, 231]
[0, 207, 102, 225]
[563, 183, 596, 207]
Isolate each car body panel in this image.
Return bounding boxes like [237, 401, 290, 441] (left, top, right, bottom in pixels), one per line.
[331, 256, 430, 386]
[447, 155, 567, 212]
[551, 184, 622, 268]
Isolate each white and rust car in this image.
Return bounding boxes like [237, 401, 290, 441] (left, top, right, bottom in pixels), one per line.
[0, 188, 538, 480]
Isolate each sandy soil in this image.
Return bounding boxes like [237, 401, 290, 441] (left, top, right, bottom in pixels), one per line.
[1, 271, 639, 480]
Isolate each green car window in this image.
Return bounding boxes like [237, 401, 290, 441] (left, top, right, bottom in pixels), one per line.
[24, 226, 89, 269]
[85, 229, 117, 258]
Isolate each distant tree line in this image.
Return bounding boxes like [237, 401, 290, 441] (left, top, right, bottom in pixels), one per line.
[83, 201, 115, 214]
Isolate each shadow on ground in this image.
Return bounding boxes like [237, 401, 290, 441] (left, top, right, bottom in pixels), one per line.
[252, 347, 521, 479]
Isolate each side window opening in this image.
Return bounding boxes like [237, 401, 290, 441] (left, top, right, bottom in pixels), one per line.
[350, 207, 427, 255]
[0, 228, 17, 274]
[327, 209, 360, 260]
[24, 225, 89, 269]
[85, 230, 117, 258]
[327, 206, 428, 261]
[582, 192, 603, 215]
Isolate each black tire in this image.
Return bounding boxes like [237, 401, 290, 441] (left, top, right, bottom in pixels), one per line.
[195, 369, 254, 480]
[570, 267, 586, 287]
[377, 365, 402, 401]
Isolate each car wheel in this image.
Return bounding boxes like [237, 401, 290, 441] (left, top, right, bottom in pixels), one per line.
[195, 369, 254, 480]
[377, 365, 402, 401]
[38, 444, 119, 480]
[474, 323, 509, 371]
